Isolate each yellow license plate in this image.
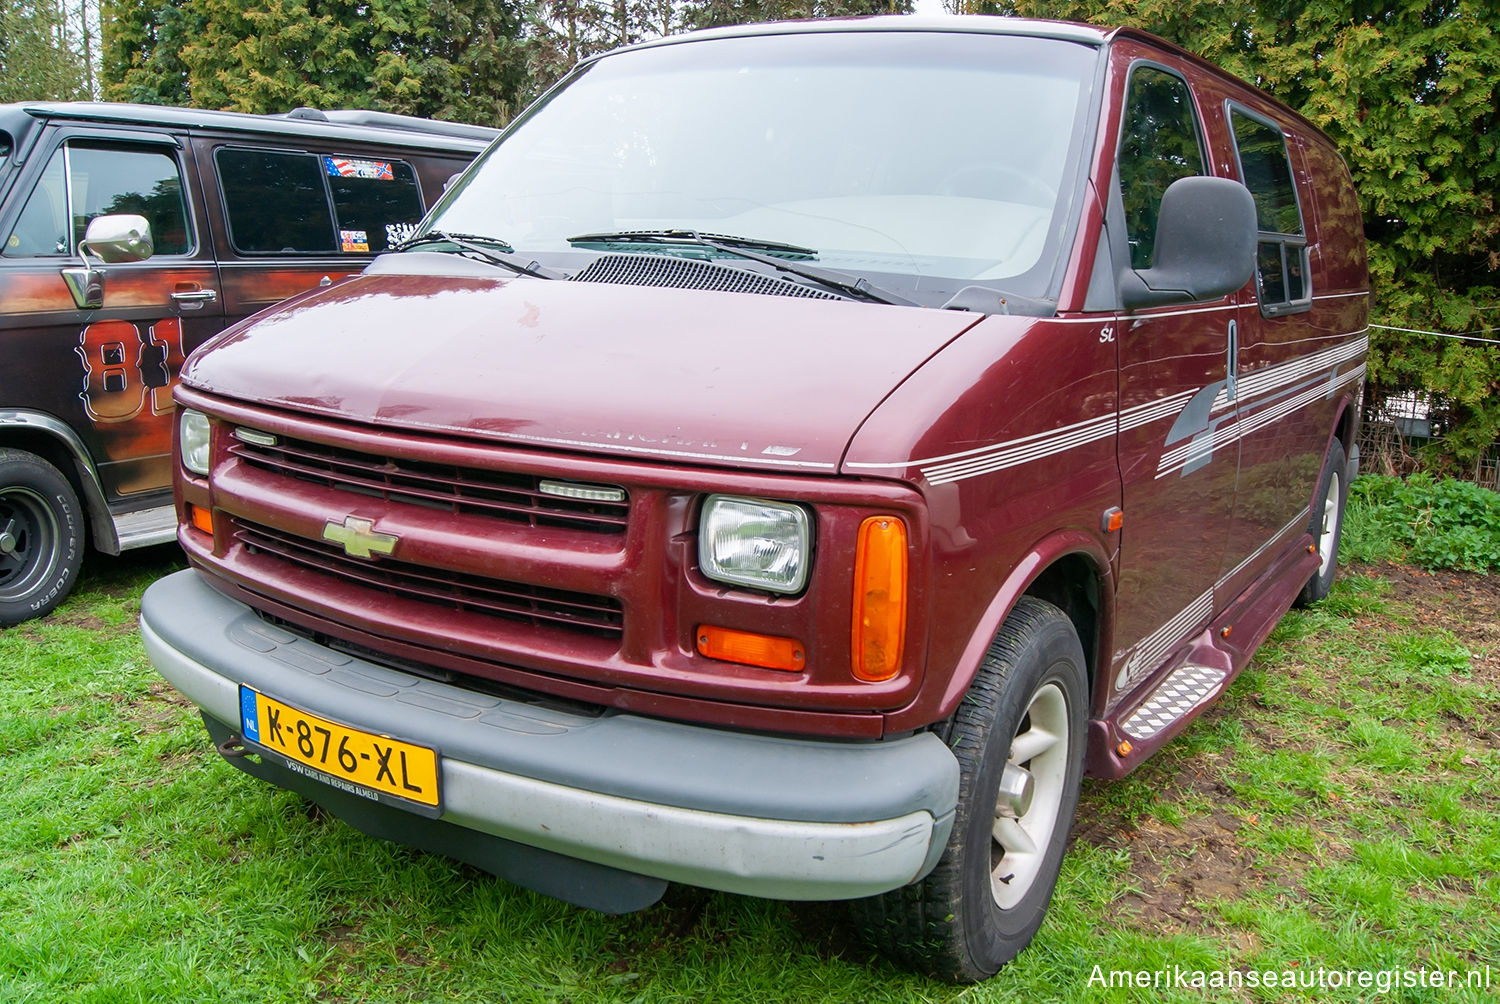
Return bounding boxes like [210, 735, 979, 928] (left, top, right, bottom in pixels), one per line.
[238, 686, 440, 809]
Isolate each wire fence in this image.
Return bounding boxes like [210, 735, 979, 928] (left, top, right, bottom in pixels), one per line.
[1358, 324, 1500, 490]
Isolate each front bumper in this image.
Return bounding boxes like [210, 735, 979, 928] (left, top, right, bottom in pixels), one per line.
[141, 569, 958, 908]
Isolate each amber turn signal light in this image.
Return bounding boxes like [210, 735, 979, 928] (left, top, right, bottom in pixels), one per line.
[851, 515, 908, 683]
[187, 503, 214, 536]
[696, 625, 805, 672]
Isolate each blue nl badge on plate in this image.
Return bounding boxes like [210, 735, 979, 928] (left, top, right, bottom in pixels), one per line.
[239, 686, 261, 743]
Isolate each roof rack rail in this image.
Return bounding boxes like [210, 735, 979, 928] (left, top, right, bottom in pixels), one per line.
[281, 107, 499, 143]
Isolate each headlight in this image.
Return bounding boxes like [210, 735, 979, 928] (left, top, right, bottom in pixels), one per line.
[179, 409, 210, 476]
[698, 495, 812, 594]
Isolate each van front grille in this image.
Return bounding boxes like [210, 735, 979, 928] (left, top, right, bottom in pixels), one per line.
[229, 433, 628, 534]
[234, 520, 624, 638]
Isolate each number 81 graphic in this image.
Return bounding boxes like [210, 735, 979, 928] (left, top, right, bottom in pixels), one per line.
[76, 318, 184, 424]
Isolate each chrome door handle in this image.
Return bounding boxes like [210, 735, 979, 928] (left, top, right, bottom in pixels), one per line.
[170, 289, 218, 303]
[1226, 319, 1238, 401]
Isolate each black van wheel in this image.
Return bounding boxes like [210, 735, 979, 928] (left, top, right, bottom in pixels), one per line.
[1296, 439, 1348, 607]
[851, 597, 1087, 983]
[0, 449, 85, 626]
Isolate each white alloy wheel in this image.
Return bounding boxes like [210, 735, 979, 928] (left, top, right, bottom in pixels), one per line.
[991, 681, 1070, 909]
[1318, 469, 1343, 574]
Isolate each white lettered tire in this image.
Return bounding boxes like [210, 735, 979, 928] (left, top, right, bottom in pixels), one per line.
[0, 449, 85, 626]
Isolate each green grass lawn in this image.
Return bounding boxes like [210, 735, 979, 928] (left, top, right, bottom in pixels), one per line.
[2, 545, 1497, 1002]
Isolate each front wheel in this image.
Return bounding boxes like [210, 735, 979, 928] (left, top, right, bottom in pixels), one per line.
[851, 597, 1087, 982]
[0, 449, 85, 626]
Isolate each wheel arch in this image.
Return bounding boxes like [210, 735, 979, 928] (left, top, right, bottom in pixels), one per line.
[0, 410, 117, 553]
[932, 530, 1116, 725]
[1318, 391, 1360, 504]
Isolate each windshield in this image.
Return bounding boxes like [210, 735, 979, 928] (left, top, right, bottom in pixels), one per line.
[424, 31, 1099, 304]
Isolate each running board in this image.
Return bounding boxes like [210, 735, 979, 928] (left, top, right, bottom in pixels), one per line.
[114, 505, 178, 550]
[1119, 658, 1228, 741]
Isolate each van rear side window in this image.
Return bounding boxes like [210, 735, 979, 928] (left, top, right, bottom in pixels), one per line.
[325, 157, 424, 253]
[1230, 109, 1311, 314]
[217, 148, 425, 255]
[218, 149, 337, 254]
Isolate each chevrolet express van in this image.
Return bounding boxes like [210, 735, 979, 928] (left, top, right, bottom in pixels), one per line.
[0, 103, 495, 625]
[141, 17, 1368, 981]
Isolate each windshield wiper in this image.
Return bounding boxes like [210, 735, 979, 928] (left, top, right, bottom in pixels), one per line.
[569, 229, 819, 259]
[396, 230, 562, 279]
[567, 229, 917, 307]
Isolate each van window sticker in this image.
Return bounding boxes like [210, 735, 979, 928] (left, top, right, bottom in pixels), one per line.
[325, 155, 395, 181]
[386, 222, 419, 247]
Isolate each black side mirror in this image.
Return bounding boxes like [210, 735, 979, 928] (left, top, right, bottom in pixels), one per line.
[1121, 177, 1257, 310]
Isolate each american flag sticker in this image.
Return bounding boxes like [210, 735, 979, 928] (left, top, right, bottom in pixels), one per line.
[325, 155, 395, 181]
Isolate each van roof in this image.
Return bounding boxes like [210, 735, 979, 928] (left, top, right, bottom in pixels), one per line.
[600, 15, 1336, 154]
[608, 15, 1106, 55]
[0, 102, 498, 155]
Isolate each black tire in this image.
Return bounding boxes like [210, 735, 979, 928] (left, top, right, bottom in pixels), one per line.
[1295, 439, 1348, 607]
[850, 597, 1087, 983]
[0, 449, 85, 626]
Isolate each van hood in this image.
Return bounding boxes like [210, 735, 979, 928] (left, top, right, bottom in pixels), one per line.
[181, 258, 980, 473]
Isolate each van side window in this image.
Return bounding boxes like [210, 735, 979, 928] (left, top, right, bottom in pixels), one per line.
[1117, 66, 1206, 271]
[218, 149, 338, 254]
[324, 157, 425, 253]
[1230, 109, 1311, 314]
[217, 148, 426, 255]
[4, 143, 191, 258]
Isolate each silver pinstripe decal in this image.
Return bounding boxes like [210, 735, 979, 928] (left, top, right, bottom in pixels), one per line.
[1116, 505, 1313, 693]
[848, 332, 1366, 485]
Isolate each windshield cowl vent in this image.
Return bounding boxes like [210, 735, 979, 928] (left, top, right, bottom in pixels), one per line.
[570, 253, 841, 301]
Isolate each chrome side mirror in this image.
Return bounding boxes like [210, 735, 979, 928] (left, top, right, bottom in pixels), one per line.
[82, 214, 154, 263]
[63, 214, 154, 309]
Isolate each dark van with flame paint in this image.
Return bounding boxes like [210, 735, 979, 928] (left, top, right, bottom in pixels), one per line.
[141, 17, 1367, 981]
[0, 103, 495, 625]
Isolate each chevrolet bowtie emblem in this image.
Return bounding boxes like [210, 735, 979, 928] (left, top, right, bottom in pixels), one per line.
[322, 516, 398, 559]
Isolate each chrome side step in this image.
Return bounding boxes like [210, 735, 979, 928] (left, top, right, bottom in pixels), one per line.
[1120, 662, 1228, 741]
[114, 505, 178, 550]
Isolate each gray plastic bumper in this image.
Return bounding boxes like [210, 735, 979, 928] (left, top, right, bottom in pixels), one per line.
[140, 569, 958, 901]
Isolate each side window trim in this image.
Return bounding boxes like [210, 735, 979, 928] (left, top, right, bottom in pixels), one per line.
[213, 145, 338, 257]
[2, 132, 199, 260]
[213, 145, 425, 258]
[1226, 101, 1312, 318]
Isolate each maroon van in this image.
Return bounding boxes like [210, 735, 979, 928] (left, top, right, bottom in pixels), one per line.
[0, 103, 495, 625]
[141, 17, 1367, 981]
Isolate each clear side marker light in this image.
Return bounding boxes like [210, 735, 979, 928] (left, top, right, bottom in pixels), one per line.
[233, 427, 279, 447]
[538, 480, 627, 503]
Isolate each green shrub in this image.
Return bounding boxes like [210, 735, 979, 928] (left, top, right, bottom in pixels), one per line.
[1341, 474, 1500, 572]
